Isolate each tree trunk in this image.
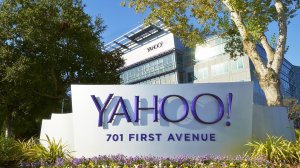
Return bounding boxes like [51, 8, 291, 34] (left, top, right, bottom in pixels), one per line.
[242, 41, 282, 106]
[223, 0, 285, 107]
[259, 72, 282, 106]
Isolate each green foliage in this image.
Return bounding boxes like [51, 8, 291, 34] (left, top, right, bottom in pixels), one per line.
[222, 28, 245, 59]
[246, 134, 300, 164]
[18, 137, 41, 162]
[21, 135, 71, 164]
[0, 0, 124, 138]
[122, 0, 299, 47]
[283, 98, 300, 121]
[0, 134, 72, 167]
[0, 135, 23, 167]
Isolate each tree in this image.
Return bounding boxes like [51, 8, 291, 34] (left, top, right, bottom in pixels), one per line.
[0, 0, 124, 138]
[122, 0, 299, 106]
[283, 98, 300, 127]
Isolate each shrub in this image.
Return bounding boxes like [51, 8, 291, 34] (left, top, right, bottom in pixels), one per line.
[0, 135, 23, 167]
[21, 135, 71, 164]
[18, 137, 40, 162]
[246, 134, 299, 164]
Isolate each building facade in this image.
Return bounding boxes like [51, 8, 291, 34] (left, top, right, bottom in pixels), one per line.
[104, 21, 300, 104]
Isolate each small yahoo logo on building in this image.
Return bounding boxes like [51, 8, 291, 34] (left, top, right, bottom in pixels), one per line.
[91, 93, 233, 127]
[147, 41, 163, 52]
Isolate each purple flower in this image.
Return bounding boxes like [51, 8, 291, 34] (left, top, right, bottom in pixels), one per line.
[20, 162, 31, 167]
[72, 158, 84, 166]
[55, 157, 65, 166]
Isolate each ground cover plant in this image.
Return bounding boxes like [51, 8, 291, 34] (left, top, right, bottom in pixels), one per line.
[20, 154, 273, 168]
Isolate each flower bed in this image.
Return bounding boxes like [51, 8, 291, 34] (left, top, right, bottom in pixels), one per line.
[20, 154, 273, 168]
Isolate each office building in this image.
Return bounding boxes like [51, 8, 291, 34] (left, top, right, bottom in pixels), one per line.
[104, 21, 300, 104]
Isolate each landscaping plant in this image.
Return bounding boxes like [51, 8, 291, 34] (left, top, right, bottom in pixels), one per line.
[0, 135, 23, 167]
[21, 135, 71, 164]
[247, 130, 300, 165]
[14, 130, 300, 167]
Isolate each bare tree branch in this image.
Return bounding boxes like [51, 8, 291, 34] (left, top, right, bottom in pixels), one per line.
[260, 34, 274, 67]
[272, 0, 287, 73]
[223, 0, 267, 76]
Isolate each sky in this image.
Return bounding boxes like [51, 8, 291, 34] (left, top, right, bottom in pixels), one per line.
[82, 0, 300, 66]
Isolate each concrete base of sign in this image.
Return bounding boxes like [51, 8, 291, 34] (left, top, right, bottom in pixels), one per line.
[252, 104, 295, 141]
[40, 83, 296, 157]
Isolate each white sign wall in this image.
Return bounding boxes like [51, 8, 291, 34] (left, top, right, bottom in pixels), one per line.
[69, 83, 253, 157]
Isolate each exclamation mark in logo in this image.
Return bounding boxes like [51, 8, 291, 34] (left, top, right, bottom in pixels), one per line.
[226, 93, 233, 126]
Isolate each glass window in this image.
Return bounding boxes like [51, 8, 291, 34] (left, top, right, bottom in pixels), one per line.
[135, 72, 179, 85]
[211, 62, 228, 76]
[231, 58, 244, 71]
[197, 67, 208, 80]
[120, 52, 177, 84]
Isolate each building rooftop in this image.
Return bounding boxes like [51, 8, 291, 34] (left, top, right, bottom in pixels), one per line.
[104, 20, 166, 54]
